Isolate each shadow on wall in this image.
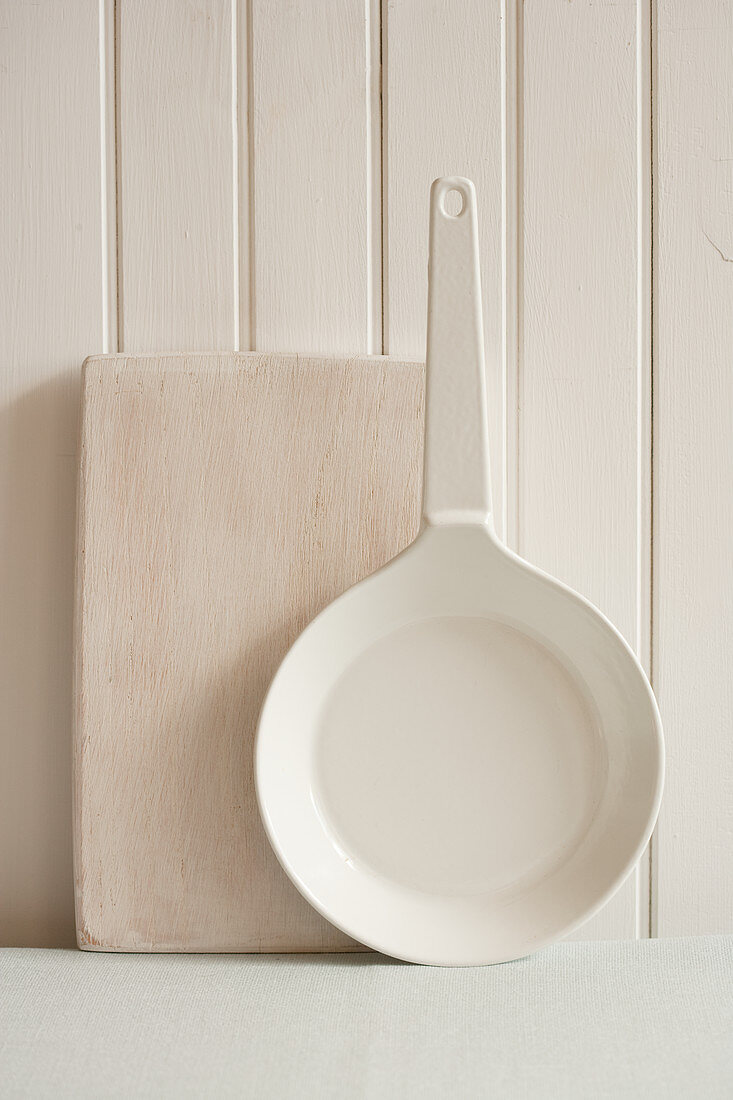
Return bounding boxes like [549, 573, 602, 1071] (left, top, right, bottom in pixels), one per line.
[0, 370, 78, 946]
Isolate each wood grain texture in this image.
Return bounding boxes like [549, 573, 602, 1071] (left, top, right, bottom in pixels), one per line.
[384, 0, 504, 532]
[117, 0, 237, 351]
[74, 353, 423, 950]
[250, 0, 380, 354]
[654, 0, 733, 935]
[520, 0, 651, 939]
[0, 0, 105, 946]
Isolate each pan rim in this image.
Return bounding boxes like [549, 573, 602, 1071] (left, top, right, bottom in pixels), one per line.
[255, 526, 665, 966]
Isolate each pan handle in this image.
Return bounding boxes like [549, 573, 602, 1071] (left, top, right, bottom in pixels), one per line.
[423, 177, 492, 528]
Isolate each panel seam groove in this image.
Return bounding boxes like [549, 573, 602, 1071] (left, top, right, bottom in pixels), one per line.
[113, 0, 123, 352]
[648, 0, 657, 941]
[365, 0, 382, 356]
[99, 0, 120, 353]
[501, 0, 523, 550]
[231, 0, 240, 351]
[634, 0, 655, 941]
[379, 0, 387, 356]
[98, 0, 109, 351]
[245, 0, 256, 350]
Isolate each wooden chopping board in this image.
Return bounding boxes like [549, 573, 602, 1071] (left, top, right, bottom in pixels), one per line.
[74, 353, 424, 951]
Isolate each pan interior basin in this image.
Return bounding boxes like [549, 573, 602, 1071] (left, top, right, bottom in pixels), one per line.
[313, 615, 606, 899]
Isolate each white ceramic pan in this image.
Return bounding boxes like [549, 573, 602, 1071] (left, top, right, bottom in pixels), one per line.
[256, 177, 664, 966]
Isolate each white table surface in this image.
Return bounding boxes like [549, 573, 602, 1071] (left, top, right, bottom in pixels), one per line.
[2, 937, 731, 1099]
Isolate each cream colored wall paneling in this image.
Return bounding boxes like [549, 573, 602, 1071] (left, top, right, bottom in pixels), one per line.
[117, 0, 239, 351]
[250, 0, 381, 354]
[654, 0, 733, 936]
[3, 0, 730, 946]
[0, 0, 108, 946]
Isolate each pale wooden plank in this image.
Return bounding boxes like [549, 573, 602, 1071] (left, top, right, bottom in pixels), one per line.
[0, 0, 106, 945]
[520, 0, 651, 938]
[654, 0, 733, 936]
[117, 0, 237, 351]
[384, 0, 505, 532]
[75, 353, 423, 951]
[250, 0, 379, 354]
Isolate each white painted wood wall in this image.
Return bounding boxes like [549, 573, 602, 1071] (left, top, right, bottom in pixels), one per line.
[1, 0, 730, 946]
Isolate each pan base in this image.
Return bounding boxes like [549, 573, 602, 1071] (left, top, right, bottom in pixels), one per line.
[314, 616, 605, 897]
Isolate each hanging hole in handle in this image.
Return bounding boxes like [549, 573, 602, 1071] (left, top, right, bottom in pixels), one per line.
[442, 187, 465, 218]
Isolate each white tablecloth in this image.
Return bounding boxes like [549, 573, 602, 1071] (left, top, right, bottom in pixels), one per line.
[2, 937, 731, 1098]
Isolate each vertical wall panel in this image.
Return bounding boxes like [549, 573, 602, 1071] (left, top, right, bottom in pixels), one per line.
[118, 0, 238, 351]
[251, 0, 379, 354]
[0, 0, 106, 945]
[520, 0, 651, 938]
[655, 0, 733, 935]
[385, 0, 505, 529]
